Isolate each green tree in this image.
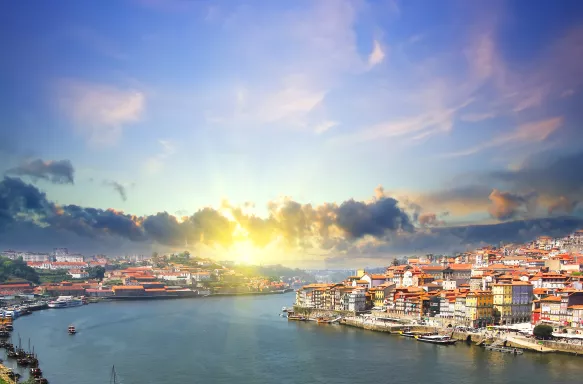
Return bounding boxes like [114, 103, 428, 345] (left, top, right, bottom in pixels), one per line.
[0, 257, 40, 284]
[533, 324, 554, 339]
[87, 266, 106, 280]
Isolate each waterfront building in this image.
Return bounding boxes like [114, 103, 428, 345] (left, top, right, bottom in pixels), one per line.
[559, 291, 583, 325]
[429, 295, 441, 317]
[112, 285, 146, 296]
[454, 293, 467, 325]
[493, 281, 533, 324]
[465, 291, 494, 327]
[569, 305, 583, 328]
[539, 296, 562, 324]
[348, 289, 366, 312]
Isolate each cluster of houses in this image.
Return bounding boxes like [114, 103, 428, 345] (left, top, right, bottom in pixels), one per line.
[0, 252, 296, 298]
[295, 230, 583, 330]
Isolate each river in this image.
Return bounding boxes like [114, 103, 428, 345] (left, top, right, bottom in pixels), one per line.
[3, 294, 582, 384]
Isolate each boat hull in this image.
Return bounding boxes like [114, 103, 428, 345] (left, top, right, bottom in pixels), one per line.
[416, 336, 457, 345]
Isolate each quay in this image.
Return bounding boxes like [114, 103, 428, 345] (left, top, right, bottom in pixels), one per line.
[293, 312, 582, 356]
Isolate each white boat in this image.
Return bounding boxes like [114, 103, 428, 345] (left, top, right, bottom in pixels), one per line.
[48, 296, 83, 309]
[415, 334, 457, 345]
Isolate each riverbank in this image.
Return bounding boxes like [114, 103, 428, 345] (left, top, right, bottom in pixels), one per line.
[0, 364, 15, 384]
[8, 293, 583, 384]
[333, 315, 583, 356]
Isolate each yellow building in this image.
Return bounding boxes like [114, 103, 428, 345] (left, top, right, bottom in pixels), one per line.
[492, 283, 512, 324]
[465, 290, 493, 327]
[373, 283, 395, 308]
[492, 282, 533, 324]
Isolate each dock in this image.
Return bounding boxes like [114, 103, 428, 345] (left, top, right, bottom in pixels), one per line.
[485, 345, 524, 354]
[503, 335, 557, 353]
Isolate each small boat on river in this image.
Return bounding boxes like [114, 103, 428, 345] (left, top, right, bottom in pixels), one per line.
[287, 315, 307, 321]
[415, 334, 457, 345]
[68, 325, 77, 334]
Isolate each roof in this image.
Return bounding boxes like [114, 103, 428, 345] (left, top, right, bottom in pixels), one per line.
[112, 285, 145, 290]
[540, 296, 562, 302]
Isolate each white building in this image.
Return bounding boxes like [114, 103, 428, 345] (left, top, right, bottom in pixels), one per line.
[68, 269, 89, 279]
[348, 289, 366, 312]
[361, 273, 388, 288]
[442, 280, 457, 290]
[402, 271, 414, 287]
[192, 272, 211, 281]
[56, 254, 85, 262]
[21, 252, 51, 262]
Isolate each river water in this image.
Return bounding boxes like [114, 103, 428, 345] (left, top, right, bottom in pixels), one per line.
[3, 294, 582, 384]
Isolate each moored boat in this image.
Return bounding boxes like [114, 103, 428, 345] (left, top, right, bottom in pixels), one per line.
[415, 334, 457, 345]
[48, 296, 83, 309]
[287, 315, 307, 321]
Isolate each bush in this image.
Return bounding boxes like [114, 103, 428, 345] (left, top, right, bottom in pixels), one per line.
[533, 324, 554, 339]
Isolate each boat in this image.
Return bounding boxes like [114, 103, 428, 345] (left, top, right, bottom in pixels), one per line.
[485, 345, 524, 355]
[415, 334, 458, 345]
[48, 296, 83, 308]
[287, 315, 307, 321]
[30, 367, 43, 378]
[400, 331, 419, 338]
[110, 365, 119, 384]
[68, 325, 77, 334]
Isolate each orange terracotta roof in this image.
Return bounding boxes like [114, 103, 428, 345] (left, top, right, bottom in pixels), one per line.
[540, 296, 561, 302]
[112, 285, 145, 290]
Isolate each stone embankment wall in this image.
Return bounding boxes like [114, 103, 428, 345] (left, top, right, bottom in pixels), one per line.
[341, 318, 438, 334]
[539, 340, 583, 355]
[450, 331, 484, 343]
[292, 306, 353, 318]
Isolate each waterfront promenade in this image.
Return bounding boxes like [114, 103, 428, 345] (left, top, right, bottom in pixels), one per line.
[315, 313, 583, 356]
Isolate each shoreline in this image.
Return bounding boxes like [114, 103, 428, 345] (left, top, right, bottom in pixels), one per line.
[105, 288, 294, 301]
[333, 316, 583, 357]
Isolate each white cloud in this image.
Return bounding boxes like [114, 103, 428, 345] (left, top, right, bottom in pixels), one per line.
[58, 79, 145, 146]
[144, 139, 176, 174]
[368, 40, 385, 67]
[314, 121, 338, 134]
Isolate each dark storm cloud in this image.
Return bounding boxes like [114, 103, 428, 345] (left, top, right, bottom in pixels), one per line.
[5, 159, 75, 184]
[548, 196, 579, 214]
[103, 180, 127, 201]
[1, 177, 582, 259]
[49, 205, 145, 241]
[0, 177, 54, 228]
[142, 212, 184, 245]
[335, 197, 413, 238]
[489, 151, 583, 200]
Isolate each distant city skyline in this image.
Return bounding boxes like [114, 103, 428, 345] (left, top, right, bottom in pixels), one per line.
[1, 0, 583, 267]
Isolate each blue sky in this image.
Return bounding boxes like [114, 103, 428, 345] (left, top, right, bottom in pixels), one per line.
[1, 0, 583, 266]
